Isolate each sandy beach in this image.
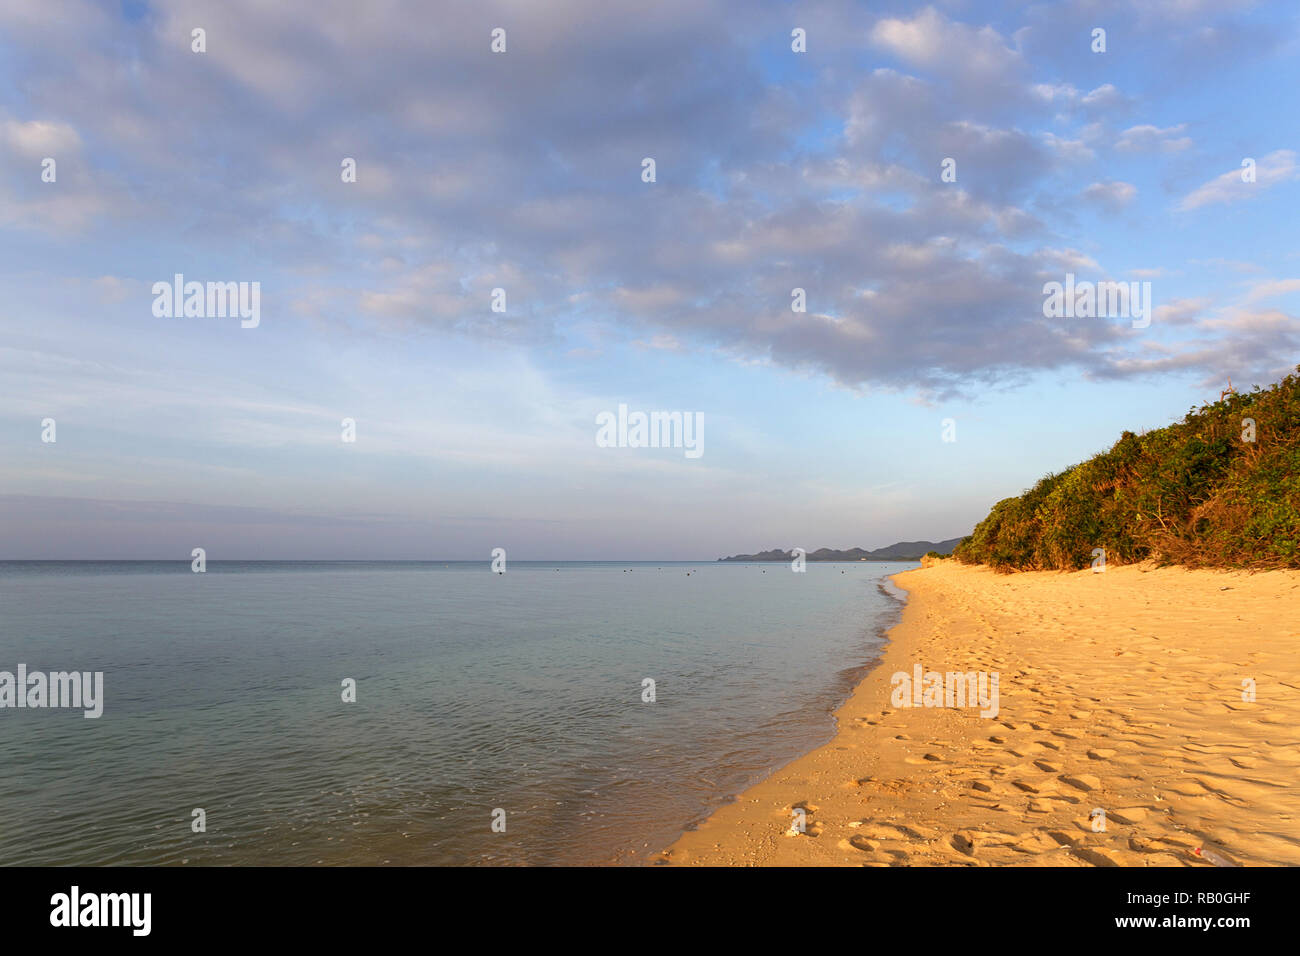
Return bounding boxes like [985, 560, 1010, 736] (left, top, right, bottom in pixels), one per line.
[660, 561, 1300, 866]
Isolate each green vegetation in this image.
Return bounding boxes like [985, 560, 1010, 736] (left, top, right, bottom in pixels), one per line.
[954, 369, 1300, 572]
[923, 550, 952, 559]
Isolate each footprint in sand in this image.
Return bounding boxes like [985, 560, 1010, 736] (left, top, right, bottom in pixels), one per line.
[1012, 774, 1060, 795]
[1010, 832, 1061, 854]
[1109, 807, 1151, 825]
[1072, 846, 1138, 867]
[1060, 773, 1103, 792]
[849, 823, 910, 842]
[1009, 742, 1046, 757]
[1047, 829, 1079, 847]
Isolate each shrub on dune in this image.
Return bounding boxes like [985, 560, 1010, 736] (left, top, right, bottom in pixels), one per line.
[955, 368, 1300, 571]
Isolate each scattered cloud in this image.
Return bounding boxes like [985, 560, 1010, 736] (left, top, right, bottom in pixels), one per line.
[1178, 150, 1299, 211]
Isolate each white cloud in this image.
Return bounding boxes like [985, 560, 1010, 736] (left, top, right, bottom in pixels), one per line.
[1244, 278, 1300, 303]
[1178, 150, 1299, 211]
[1082, 181, 1137, 210]
[869, 7, 1023, 90]
[1153, 297, 1208, 325]
[1115, 124, 1193, 153]
[1, 118, 81, 156]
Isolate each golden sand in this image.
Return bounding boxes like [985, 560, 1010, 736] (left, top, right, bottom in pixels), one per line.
[660, 561, 1300, 866]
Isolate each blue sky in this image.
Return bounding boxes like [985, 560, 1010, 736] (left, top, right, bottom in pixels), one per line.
[2, 0, 1298, 559]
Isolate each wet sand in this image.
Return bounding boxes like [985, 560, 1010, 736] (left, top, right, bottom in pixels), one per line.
[659, 560, 1300, 866]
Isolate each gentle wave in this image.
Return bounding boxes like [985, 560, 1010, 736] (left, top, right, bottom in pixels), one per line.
[0, 560, 913, 865]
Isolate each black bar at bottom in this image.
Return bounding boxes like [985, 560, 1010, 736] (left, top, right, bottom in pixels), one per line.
[0, 864, 1285, 942]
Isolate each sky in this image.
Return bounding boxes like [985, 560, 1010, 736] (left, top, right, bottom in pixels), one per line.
[1, 0, 1298, 559]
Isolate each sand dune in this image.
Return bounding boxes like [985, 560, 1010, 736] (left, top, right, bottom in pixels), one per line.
[659, 561, 1300, 866]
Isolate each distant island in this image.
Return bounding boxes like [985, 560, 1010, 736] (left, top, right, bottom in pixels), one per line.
[718, 538, 966, 562]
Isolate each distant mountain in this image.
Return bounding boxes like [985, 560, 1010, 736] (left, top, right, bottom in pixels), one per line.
[718, 538, 965, 562]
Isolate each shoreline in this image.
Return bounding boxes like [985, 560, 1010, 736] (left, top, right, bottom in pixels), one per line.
[620, 572, 908, 866]
[657, 560, 1300, 866]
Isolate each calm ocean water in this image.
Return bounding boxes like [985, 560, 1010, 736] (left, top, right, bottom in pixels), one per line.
[0, 560, 910, 866]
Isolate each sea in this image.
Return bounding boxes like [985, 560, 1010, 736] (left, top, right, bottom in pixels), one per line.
[0, 559, 912, 865]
